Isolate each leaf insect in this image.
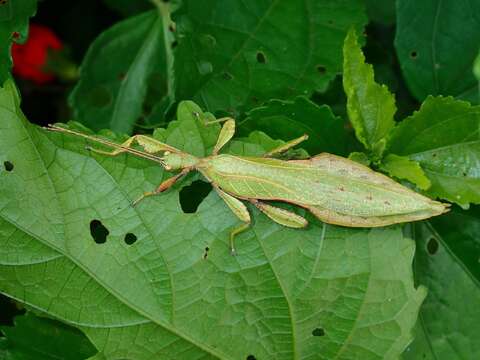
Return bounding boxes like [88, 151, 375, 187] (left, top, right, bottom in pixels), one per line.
[46, 113, 449, 255]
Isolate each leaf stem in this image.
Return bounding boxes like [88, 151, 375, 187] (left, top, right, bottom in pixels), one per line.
[152, 0, 176, 105]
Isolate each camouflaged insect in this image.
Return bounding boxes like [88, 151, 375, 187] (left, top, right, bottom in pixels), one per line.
[48, 112, 449, 254]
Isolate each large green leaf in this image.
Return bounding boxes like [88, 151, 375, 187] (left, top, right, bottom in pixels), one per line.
[69, 9, 173, 133]
[343, 29, 396, 158]
[0, 0, 37, 82]
[173, 0, 367, 115]
[395, 0, 480, 104]
[239, 97, 348, 156]
[387, 96, 480, 208]
[1, 82, 424, 359]
[0, 312, 96, 360]
[403, 206, 480, 359]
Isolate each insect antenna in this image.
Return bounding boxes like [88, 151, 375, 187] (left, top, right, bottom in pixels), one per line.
[45, 125, 167, 167]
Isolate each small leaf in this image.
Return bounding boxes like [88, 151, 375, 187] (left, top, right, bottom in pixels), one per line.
[343, 28, 396, 157]
[395, 0, 480, 104]
[69, 10, 171, 133]
[240, 97, 348, 156]
[173, 0, 367, 114]
[0, 0, 37, 82]
[388, 96, 480, 207]
[0, 312, 96, 360]
[348, 151, 370, 166]
[403, 206, 480, 359]
[381, 154, 431, 190]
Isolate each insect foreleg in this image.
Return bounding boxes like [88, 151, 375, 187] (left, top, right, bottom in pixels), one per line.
[251, 200, 308, 228]
[86, 134, 181, 156]
[194, 110, 233, 126]
[214, 186, 251, 255]
[132, 168, 191, 207]
[192, 111, 236, 155]
[212, 119, 236, 155]
[263, 134, 308, 157]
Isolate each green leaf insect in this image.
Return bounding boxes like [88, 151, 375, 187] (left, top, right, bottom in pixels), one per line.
[47, 110, 449, 255]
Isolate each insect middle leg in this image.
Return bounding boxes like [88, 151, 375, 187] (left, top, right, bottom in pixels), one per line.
[263, 134, 309, 157]
[132, 168, 191, 207]
[250, 200, 308, 228]
[214, 186, 251, 255]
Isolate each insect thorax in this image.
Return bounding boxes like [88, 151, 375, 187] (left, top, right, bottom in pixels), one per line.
[163, 152, 199, 170]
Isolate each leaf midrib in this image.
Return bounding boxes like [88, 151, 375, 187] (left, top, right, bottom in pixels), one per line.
[109, 15, 163, 133]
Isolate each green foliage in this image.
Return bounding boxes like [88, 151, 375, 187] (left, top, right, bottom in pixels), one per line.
[0, 312, 96, 360]
[239, 97, 347, 155]
[1, 1, 480, 358]
[388, 96, 480, 208]
[0, 0, 37, 82]
[395, 0, 480, 103]
[343, 29, 396, 159]
[173, 0, 367, 115]
[70, 0, 367, 134]
[403, 206, 480, 359]
[0, 84, 425, 359]
[380, 154, 431, 191]
[69, 10, 171, 133]
[340, 34, 480, 360]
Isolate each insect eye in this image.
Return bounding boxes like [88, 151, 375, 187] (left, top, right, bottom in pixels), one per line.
[165, 165, 172, 171]
[164, 151, 171, 156]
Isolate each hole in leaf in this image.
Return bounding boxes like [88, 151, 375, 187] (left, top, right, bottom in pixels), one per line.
[256, 51, 266, 64]
[312, 328, 325, 337]
[427, 237, 438, 255]
[199, 34, 216, 48]
[179, 180, 212, 213]
[198, 61, 213, 75]
[3, 161, 14, 172]
[316, 65, 326, 75]
[246, 356, 257, 360]
[203, 246, 209, 259]
[171, 40, 178, 49]
[222, 72, 233, 80]
[0, 0, 7, 5]
[168, 24, 175, 32]
[90, 220, 109, 244]
[410, 51, 418, 59]
[125, 233, 137, 245]
[12, 31, 20, 40]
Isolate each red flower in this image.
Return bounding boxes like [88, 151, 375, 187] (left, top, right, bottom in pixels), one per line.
[11, 24, 63, 84]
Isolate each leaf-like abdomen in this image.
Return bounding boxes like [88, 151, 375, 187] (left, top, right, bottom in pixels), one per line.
[199, 154, 447, 218]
